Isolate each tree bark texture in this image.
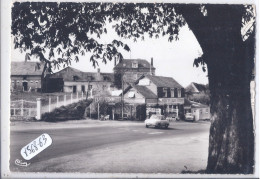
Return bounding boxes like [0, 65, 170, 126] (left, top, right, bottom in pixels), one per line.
[177, 5, 255, 173]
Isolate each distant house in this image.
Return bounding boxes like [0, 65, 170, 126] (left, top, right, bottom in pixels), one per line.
[47, 67, 114, 94]
[185, 82, 208, 95]
[184, 99, 210, 121]
[120, 74, 185, 120]
[11, 61, 45, 92]
[113, 58, 156, 88]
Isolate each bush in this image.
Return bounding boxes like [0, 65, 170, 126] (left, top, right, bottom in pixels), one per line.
[41, 99, 92, 122]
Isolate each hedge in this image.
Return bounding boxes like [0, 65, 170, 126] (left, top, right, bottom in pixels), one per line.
[41, 99, 92, 122]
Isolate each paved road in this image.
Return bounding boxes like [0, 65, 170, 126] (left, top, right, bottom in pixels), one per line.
[10, 120, 210, 173]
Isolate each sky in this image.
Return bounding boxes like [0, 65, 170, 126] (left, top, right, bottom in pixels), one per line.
[12, 24, 208, 87]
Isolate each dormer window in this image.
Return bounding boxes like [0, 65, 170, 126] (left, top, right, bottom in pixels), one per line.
[178, 88, 182, 97]
[163, 88, 168, 97]
[171, 88, 175, 97]
[73, 76, 79, 81]
[132, 62, 138, 68]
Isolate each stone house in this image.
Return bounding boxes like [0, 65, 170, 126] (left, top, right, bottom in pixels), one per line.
[113, 58, 156, 89]
[47, 67, 114, 94]
[11, 61, 45, 92]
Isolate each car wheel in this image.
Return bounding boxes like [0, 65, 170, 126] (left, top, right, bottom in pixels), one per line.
[146, 124, 149, 128]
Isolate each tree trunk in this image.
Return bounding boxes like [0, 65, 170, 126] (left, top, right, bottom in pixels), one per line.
[176, 5, 255, 173]
[206, 53, 254, 174]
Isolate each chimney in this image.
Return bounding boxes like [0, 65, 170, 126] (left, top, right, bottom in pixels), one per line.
[96, 68, 101, 81]
[150, 57, 153, 75]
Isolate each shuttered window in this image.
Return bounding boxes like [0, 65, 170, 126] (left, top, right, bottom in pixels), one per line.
[171, 88, 175, 97]
[178, 89, 181, 97]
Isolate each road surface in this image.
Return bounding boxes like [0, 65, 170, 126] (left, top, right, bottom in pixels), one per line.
[10, 120, 210, 173]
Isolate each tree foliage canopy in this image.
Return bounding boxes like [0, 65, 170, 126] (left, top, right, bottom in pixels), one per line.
[12, 3, 255, 73]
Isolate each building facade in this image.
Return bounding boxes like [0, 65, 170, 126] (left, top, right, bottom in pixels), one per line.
[121, 74, 185, 120]
[184, 99, 210, 121]
[47, 67, 114, 94]
[113, 58, 156, 88]
[11, 61, 45, 92]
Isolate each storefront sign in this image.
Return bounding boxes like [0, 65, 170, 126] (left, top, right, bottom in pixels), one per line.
[158, 98, 184, 105]
[146, 107, 161, 115]
[94, 96, 121, 103]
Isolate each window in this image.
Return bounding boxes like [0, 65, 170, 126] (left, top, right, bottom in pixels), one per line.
[205, 109, 209, 113]
[171, 88, 175, 97]
[132, 62, 138, 68]
[128, 91, 135, 98]
[88, 85, 92, 90]
[81, 85, 85, 92]
[73, 76, 79, 81]
[200, 109, 202, 114]
[178, 89, 181, 97]
[163, 88, 168, 97]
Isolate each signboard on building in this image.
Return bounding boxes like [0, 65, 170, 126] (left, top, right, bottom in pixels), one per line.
[158, 98, 184, 105]
[146, 107, 161, 115]
[94, 96, 121, 103]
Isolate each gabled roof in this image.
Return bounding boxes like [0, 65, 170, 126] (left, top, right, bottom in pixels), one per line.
[123, 84, 157, 99]
[11, 61, 45, 76]
[49, 66, 114, 82]
[145, 74, 183, 88]
[132, 85, 158, 99]
[192, 83, 207, 92]
[185, 82, 207, 93]
[190, 101, 209, 108]
[184, 99, 209, 108]
[114, 59, 155, 69]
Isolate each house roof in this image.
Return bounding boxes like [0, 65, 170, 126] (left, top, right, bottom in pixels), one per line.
[192, 83, 207, 92]
[11, 61, 45, 76]
[49, 66, 114, 82]
[184, 99, 209, 108]
[190, 101, 209, 108]
[132, 85, 158, 99]
[114, 59, 155, 69]
[145, 74, 183, 88]
[185, 82, 207, 93]
[123, 84, 157, 99]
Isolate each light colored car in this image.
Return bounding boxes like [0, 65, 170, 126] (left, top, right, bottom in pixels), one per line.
[185, 113, 195, 122]
[145, 115, 169, 128]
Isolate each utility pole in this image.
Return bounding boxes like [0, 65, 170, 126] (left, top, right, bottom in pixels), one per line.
[121, 74, 124, 120]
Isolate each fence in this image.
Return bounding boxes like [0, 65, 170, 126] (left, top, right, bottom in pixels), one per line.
[10, 92, 86, 120]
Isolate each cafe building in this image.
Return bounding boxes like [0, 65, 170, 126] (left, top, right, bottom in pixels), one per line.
[121, 74, 185, 120]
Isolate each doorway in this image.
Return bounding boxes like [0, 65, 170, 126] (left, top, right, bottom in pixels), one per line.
[73, 86, 77, 93]
[23, 81, 28, 91]
[81, 85, 85, 93]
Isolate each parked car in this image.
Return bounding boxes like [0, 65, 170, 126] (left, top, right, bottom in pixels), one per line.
[145, 115, 169, 128]
[185, 113, 195, 122]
